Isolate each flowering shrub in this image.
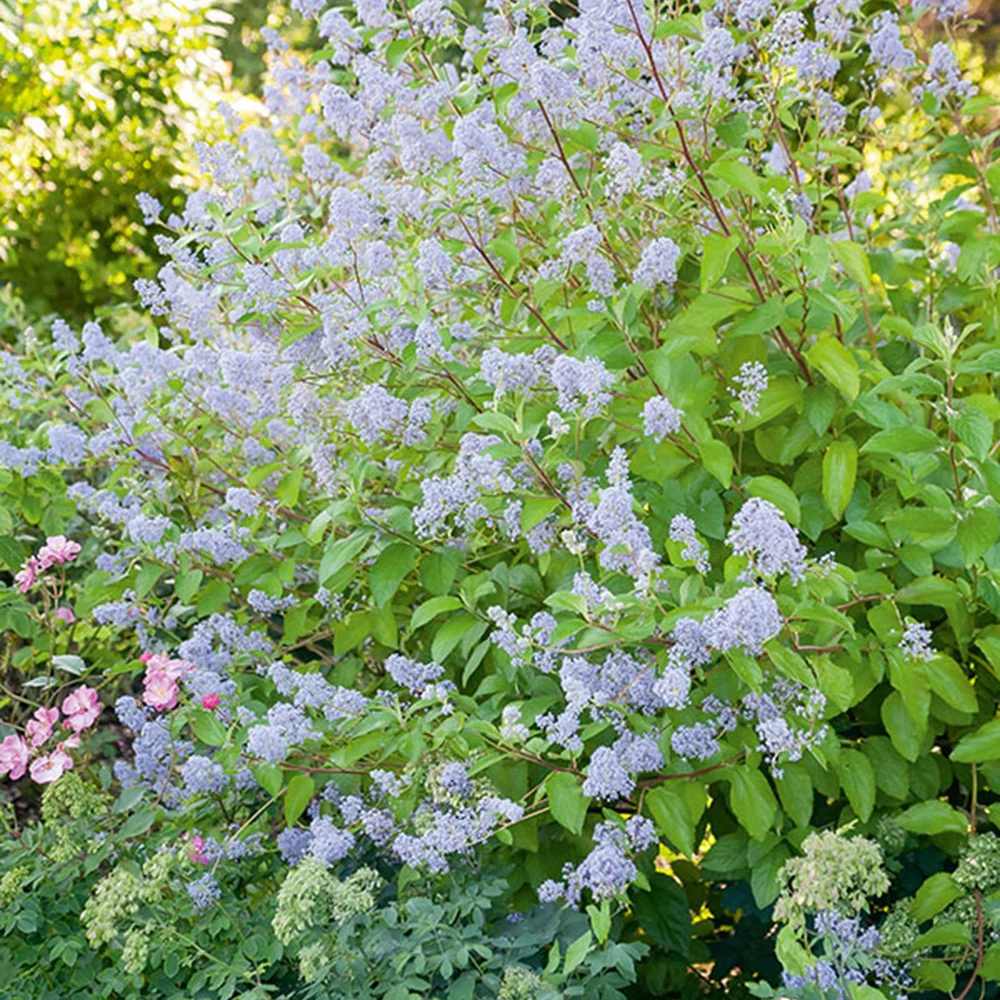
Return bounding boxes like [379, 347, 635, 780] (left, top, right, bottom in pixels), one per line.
[1, 0, 1000, 996]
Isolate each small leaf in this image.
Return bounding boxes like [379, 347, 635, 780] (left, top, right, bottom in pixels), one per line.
[822, 439, 857, 520]
[284, 773, 315, 827]
[860, 426, 940, 455]
[254, 763, 284, 798]
[319, 530, 372, 585]
[52, 654, 86, 675]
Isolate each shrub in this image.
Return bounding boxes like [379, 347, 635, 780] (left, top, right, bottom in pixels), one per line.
[0, 0, 237, 320]
[1, 0, 999, 996]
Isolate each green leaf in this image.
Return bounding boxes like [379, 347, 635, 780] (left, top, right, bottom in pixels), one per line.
[120, 808, 156, 839]
[275, 468, 303, 507]
[747, 475, 800, 524]
[951, 719, 1000, 762]
[701, 233, 739, 291]
[190, 709, 227, 747]
[545, 771, 589, 836]
[838, 750, 875, 822]
[647, 784, 700, 856]
[806, 337, 860, 402]
[830, 240, 871, 287]
[925, 655, 977, 713]
[775, 765, 813, 828]
[912, 872, 963, 922]
[431, 613, 477, 662]
[369, 542, 417, 607]
[253, 763, 284, 798]
[421, 549, 462, 596]
[175, 569, 203, 603]
[196, 578, 230, 616]
[411, 595, 463, 630]
[913, 922, 970, 949]
[729, 768, 778, 840]
[896, 800, 967, 836]
[698, 439, 733, 488]
[135, 563, 161, 599]
[881, 691, 924, 762]
[521, 497, 561, 533]
[822, 439, 857, 520]
[563, 931, 592, 975]
[284, 774, 315, 827]
[319, 530, 372, 585]
[860, 426, 940, 455]
[958, 507, 1000, 565]
[708, 158, 762, 199]
[955, 407, 993, 460]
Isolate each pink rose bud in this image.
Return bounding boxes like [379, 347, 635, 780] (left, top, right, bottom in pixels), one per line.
[25, 706, 60, 748]
[62, 685, 101, 732]
[14, 558, 39, 593]
[201, 693, 221, 711]
[36, 536, 81, 569]
[0, 734, 29, 780]
[139, 651, 154, 664]
[54, 606, 76, 624]
[189, 834, 211, 864]
[29, 748, 73, 784]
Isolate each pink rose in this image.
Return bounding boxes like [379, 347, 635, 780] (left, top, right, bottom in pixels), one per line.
[143, 670, 180, 711]
[25, 706, 60, 748]
[0, 735, 29, 780]
[29, 748, 73, 784]
[54, 606, 76, 624]
[37, 536, 81, 569]
[62, 685, 101, 732]
[139, 651, 154, 664]
[141, 655, 193, 712]
[201, 693, 221, 711]
[14, 558, 39, 593]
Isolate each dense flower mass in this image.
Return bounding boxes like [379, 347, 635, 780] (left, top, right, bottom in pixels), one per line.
[0, 0, 995, 996]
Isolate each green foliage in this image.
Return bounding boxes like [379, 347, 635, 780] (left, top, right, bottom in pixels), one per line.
[0, 0, 237, 320]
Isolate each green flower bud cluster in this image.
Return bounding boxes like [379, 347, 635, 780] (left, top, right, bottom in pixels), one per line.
[774, 831, 890, 929]
[498, 965, 545, 1000]
[954, 833, 1000, 894]
[121, 928, 151, 976]
[0, 865, 29, 907]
